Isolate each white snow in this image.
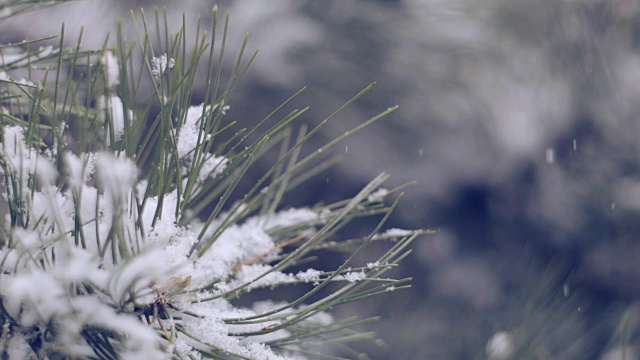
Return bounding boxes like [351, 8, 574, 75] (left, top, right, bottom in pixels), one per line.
[4, 331, 34, 359]
[97, 95, 126, 140]
[177, 104, 209, 158]
[64, 152, 95, 192]
[101, 50, 120, 87]
[336, 271, 366, 283]
[176, 104, 229, 184]
[151, 53, 175, 78]
[367, 188, 389, 202]
[0, 93, 389, 360]
[486, 331, 514, 360]
[108, 246, 168, 304]
[373, 228, 414, 239]
[95, 152, 137, 201]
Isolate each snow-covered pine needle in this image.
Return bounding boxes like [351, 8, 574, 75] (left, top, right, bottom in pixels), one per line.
[0, 4, 426, 359]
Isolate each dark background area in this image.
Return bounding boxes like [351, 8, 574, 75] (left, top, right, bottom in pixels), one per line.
[3, 0, 640, 358]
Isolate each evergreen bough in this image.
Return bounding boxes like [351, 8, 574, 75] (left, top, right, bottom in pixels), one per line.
[0, 2, 427, 359]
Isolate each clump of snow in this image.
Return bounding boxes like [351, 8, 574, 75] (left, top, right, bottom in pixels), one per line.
[367, 188, 389, 202]
[246, 207, 319, 229]
[296, 268, 322, 283]
[176, 103, 229, 184]
[101, 50, 119, 87]
[233, 264, 297, 290]
[151, 53, 175, 78]
[95, 152, 137, 201]
[64, 152, 95, 192]
[2, 270, 67, 326]
[97, 95, 126, 140]
[177, 104, 208, 158]
[108, 246, 168, 304]
[336, 270, 366, 283]
[0, 71, 36, 87]
[16, 78, 35, 87]
[1, 126, 38, 175]
[0, 46, 56, 67]
[367, 261, 380, 269]
[5, 332, 35, 359]
[194, 223, 279, 287]
[196, 153, 229, 183]
[374, 228, 414, 239]
[0, 126, 56, 210]
[192, 208, 321, 288]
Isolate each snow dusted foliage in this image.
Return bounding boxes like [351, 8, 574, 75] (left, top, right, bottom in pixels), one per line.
[0, 107, 411, 359]
[0, 4, 421, 359]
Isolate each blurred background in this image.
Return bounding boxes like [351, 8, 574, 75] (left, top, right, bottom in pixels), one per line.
[3, 0, 640, 358]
